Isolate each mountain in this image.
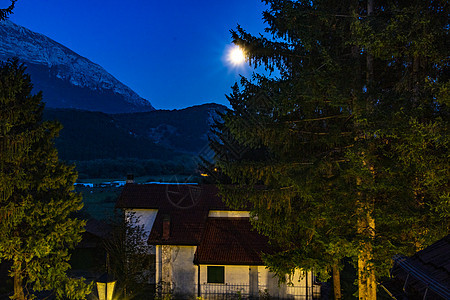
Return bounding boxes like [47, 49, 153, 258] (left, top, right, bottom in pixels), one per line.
[113, 103, 225, 154]
[43, 103, 225, 161]
[43, 103, 225, 179]
[0, 20, 154, 113]
[43, 109, 177, 161]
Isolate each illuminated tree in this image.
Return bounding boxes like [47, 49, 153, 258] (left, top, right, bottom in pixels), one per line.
[212, 75, 355, 299]
[103, 212, 153, 299]
[0, 59, 92, 299]
[213, 1, 449, 299]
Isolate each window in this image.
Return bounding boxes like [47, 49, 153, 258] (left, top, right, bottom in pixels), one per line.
[207, 266, 224, 283]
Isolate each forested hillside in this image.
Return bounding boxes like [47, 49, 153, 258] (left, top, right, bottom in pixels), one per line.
[43, 103, 225, 178]
[43, 109, 177, 161]
[113, 103, 222, 153]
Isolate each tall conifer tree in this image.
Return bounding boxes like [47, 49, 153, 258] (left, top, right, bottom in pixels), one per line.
[213, 1, 449, 299]
[0, 59, 91, 299]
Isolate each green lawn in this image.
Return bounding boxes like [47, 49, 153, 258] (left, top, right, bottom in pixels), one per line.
[76, 187, 120, 221]
[76, 175, 201, 221]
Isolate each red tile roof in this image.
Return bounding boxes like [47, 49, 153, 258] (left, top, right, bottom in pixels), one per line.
[85, 219, 111, 239]
[148, 209, 209, 245]
[194, 218, 270, 265]
[116, 184, 271, 264]
[117, 184, 233, 245]
[116, 184, 229, 210]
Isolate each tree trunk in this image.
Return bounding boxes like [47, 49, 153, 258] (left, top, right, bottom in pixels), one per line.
[356, 158, 376, 300]
[357, 1, 377, 299]
[357, 208, 376, 300]
[332, 262, 342, 300]
[13, 260, 25, 300]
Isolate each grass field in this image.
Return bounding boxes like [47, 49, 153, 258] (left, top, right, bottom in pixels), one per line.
[76, 175, 202, 221]
[77, 174, 201, 184]
[76, 186, 121, 221]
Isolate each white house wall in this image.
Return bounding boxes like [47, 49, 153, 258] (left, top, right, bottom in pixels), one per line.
[198, 265, 317, 299]
[208, 210, 250, 218]
[154, 247, 320, 299]
[155, 245, 197, 298]
[261, 267, 320, 299]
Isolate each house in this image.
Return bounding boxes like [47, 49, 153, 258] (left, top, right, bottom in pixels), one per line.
[381, 234, 450, 299]
[116, 183, 321, 299]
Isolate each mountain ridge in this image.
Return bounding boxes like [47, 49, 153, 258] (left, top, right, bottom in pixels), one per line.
[43, 103, 226, 161]
[0, 20, 155, 113]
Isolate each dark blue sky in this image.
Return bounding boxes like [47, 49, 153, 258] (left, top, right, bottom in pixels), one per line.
[8, 0, 269, 110]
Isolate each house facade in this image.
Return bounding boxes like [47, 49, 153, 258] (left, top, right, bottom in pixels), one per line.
[116, 183, 321, 299]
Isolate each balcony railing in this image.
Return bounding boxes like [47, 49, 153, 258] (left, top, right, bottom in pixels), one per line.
[155, 282, 321, 299]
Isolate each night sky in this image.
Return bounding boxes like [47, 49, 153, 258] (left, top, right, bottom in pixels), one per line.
[8, 0, 269, 110]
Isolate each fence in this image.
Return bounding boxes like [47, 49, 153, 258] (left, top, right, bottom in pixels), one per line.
[155, 282, 321, 299]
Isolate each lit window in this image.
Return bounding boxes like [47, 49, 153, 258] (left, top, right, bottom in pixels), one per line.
[207, 266, 224, 283]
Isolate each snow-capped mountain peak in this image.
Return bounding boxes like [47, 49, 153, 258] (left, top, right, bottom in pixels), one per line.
[0, 20, 154, 113]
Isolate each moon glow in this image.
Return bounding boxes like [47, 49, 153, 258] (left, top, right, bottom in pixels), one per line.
[228, 45, 246, 66]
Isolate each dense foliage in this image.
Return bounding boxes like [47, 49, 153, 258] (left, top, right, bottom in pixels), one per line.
[0, 59, 91, 299]
[210, 1, 449, 298]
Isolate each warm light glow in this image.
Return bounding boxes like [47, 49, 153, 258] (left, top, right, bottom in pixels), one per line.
[228, 45, 246, 66]
[96, 280, 116, 300]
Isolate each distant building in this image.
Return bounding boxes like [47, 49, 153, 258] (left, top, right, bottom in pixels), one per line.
[70, 219, 111, 281]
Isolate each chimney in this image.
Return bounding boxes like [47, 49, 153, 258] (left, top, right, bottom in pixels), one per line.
[162, 215, 170, 240]
[126, 174, 134, 184]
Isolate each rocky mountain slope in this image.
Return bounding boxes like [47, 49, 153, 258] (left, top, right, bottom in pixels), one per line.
[0, 20, 154, 113]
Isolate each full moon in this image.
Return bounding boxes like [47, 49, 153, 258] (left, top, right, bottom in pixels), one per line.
[228, 46, 246, 66]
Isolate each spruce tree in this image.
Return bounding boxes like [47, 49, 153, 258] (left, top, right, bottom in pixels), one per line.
[0, 59, 92, 299]
[213, 1, 449, 299]
[0, 0, 16, 21]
